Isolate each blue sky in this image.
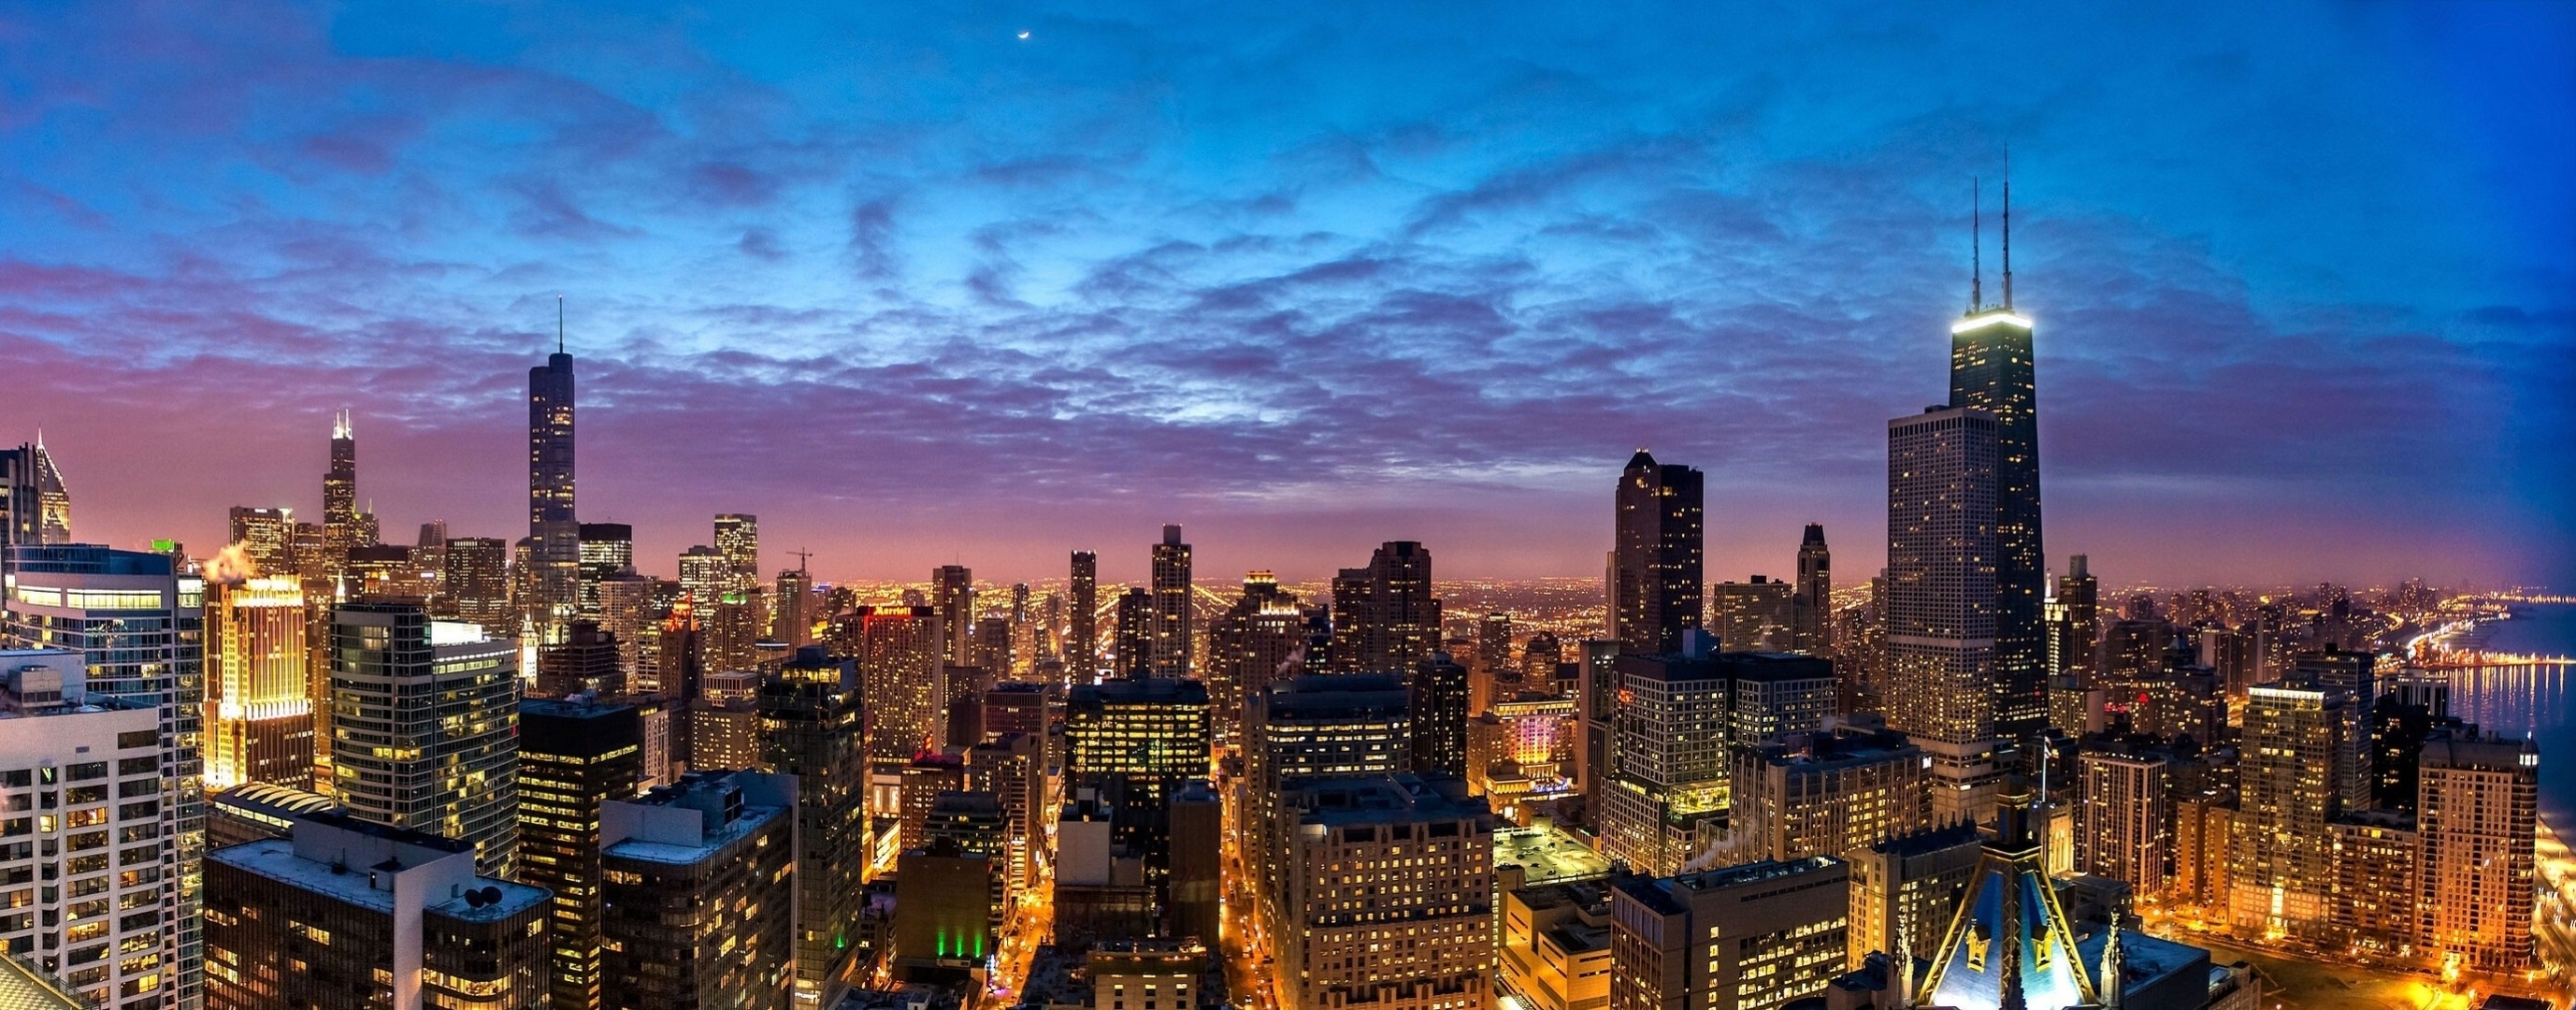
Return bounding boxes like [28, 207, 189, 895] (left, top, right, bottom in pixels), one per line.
[1, 1, 2569, 587]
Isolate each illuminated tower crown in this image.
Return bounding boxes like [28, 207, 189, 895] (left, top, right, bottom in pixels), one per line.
[1919, 774, 2101, 1010]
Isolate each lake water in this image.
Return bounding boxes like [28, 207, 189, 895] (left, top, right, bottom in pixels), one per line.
[2437, 602, 2575, 828]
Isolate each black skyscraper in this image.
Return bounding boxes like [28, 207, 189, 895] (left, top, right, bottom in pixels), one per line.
[529, 307, 579, 642]
[1950, 180, 2045, 743]
[1409, 653, 1470, 778]
[1612, 451, 1703, 656]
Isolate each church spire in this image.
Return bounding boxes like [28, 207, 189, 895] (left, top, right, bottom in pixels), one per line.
[2100, 922, 2124, 1010]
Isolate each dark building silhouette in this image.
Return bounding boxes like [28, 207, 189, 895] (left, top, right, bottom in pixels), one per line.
[1612, 451, 1703, 656]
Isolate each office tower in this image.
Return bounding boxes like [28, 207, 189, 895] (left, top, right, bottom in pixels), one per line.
[328, 601, 521, 877]
[345, 542, 420, 599]
[1729, 654, 1836, 744]
[1575, 639, 1620, 830]
[2291, 647, 2379, 811]
[1272, 774, 1493, 1010]
[518, 699, 644, 1010]
[855, 606, 943, 778]
[1150, 524, 1193, 677]
[1521, 629, 1564, 684]
[1729, 728, 1930, 862]
[2, 544, 206, 1010]
[657, 597, 705, 708]
[1598, 639, 1732, 876]
[441, 536, 512, 636]
[321, 408, 363, 582]
[204, 574, 313, 790]
[1709, 576, 1797, 651]
[1206, 570, 1302, 747]
[2416, 734, 2540, 971]
[899, 755, 970, 851]
[893, 839, 995, 981]
[226, 506, 296, 575]
[688, 670, 765, 774]
[535, 619, 625, 699]
[713, 513, 759, 594]
[678, 544, 727, 606]
[1113, 587, 1154, 679]
[772, 564, 814, 646]
[1918, 777, 2099, 1010]
[203, 814, 547, 1010]
[1499, 875, 1619, 1010]
[597, 772, 799, 1010]
[576, 521, 634, 614]
[412, 519, 448, 588]
[594, 572, 653, 683]
[1793, 524, 1832, 655]
[702, 591, 768, 674]
[2075, 747, 2172, 896]
[966, 732, 1045, 889]
[1884, 406, 2003, 826]
[1071, 551, 1101, 683]
[528, 331, 579, 643]
[1472, 612, 1517, 714]
[1949, 239, 2047, 743]
[971, 613, 1014, 673]
[0, 652, 174, 1010]
[1410, 653, 1471, 778]
[2228, 682, 2345, 939]
[1611, 451, 1703, 656]
[2050, 555, 2099, 680]
[0, 435, 73, 554]
[1330, 541, 1441, 674]
[1244, 673, 1413, 916]
[932, 564, 975, 665]
[1606, 857, 1851, 1010]
[1066, 677, 1212, 865]
[1846, 824, 1984, 968]
[758, 646, 865, 1003]
[1168, 779, 1223, 945]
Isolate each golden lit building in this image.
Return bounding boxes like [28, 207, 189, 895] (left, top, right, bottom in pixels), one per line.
[204, 575, 312, 791]
[1274, 774, 1494, 1010]
[2415, 734, 2538, 972]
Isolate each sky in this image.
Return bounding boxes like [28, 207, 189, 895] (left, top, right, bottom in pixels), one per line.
[1, 1, 2570, 590]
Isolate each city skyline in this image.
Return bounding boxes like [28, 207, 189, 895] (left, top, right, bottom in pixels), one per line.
[2, 4, 2571, 590]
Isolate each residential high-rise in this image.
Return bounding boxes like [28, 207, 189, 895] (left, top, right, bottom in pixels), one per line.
[328, 601, 522, 877]
[932, 564, 976, 665]
[2, 544, 207, 1010]
[1792, 524, 1832, 655]
[203, 814, 548, 1010]
[1150, 524, 1193, 677]
[0, 435, 74, 555]
[1612, 450, 1703, 656]
[0, 651, 175, 1010]
[442, 535, 512, 636]
[598, 771, 799, 1010]
[713, 513, 760, 595]
[1070, 550, 1101, 683]
[1272, 774, 1494, 1010]
[1410, 652, 1471, 779]
[226, 506, 296, 575]
[576, 521, 634, 615]
[1949, 254, 2047, 743]
[1708, 576, 1796, 652]
[1114, 586, 1154, 679]
[2229, 682, 2346, 940]
[2415, 733, 2539, 971]
[1330, 541, 1440, 674]
[1204, 571, 1303, 748]
[204, 574, 313, 790]
[1884, 406, 2003, 825]
[1846, 824, 1984, 969]
[1728, 728, 1930, 862]
[772, 564, 814, 646]
[322, 408, 363, 582]
[2291, 647, 2379, 811]
[1607, 857, 1851, 1010]
[2075, 746, 2172, 897]
[528, 326, 580, 642]
[518, 699, 645, 1010]
[758, 646, 866, 1004]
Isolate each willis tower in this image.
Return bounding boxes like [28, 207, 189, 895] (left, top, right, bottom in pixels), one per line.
[1950, 177, 2045, 744]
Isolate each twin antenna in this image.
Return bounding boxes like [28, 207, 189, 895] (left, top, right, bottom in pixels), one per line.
[1968, 154, 2014, 314]
[556, 295, 566, 354]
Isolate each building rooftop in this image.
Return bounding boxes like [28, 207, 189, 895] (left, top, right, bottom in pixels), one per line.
[1282, 773, 1489, 827]
[1615, 856, 1843, 915]
[209, 837, 545, 922]
[1495, 820, 1613, 884]
[1866, 823, 1984, 858]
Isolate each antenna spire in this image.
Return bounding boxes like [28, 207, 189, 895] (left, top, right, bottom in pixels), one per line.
[2001, 151, 2013, 310]
[556, 295, 565, 354]
[1970, 178, 1983, 313]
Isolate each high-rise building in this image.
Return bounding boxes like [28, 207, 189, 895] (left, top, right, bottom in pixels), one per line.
[1272, 774, 1494, 1010]
[2415, 733, 2539, 972]
[0, 651, 175, 1010]
[518, 699, 644, 1010]
[2291, 647, 2379, 812]
[1728, 655, 1836, 745]
[226, 506, 296, 576]
[932, 564, 976, 666]
[1846, 824, 1984, 970]
[598, 771, 799, 1010]
[1884, 406, 2003, 826]
[1792, 524, 1832, 655]
[441, 536, 512, 637]
[772, 564, 814, 646]
[1114, 587, 1154, 680]
[1330, 541, 1440, 674]
[2229, 682, 2346, 940]
[1475, 612, 1516, 709]
[204, 575, 312, 790]
[1708, 576, 1797, 652]
[1949, 277, 2047, 743]
[893, 839, 995, 982]
[0, 435, 74, 555]
[1598, 639, 1732, 876]
[1070, 551, 1101, 683]
[576, 521, 634, 615]
[1150, 524, 1193, 677]
[327, 601, 521, 877]
[1575, 638, 1620, 832]
[528, 330, 580, 642]
[2075, 746, 2172, 897]
[758, 646, 866, 1003]
[1066, 677, 1212, 868]
[1204, 571, 1302, 748]
[1728, 728, 1930, 862]
[854, 606, 943, 778]
[1243, 673, 1414, 921]
[1606, 857, 1851, 1010]
[713, 513, 760, 595]
[203, 814, 548, 1010]
[2, 544, 207, 1009]
[1612, 451, 1703, 656]
[322, 408, 363, 583]
[2049, 555, 2099, 682]
[678, 545, 727, 608]
[1410, 653, 1471, 779]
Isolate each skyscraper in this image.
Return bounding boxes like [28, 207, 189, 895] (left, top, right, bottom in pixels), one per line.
[2230, 682, 2345, 940]
[758, 646, 867, 1005]
[1410, 652, 1471, 779]
[517, 699, 645, 1010]
[855, 606, 943, 779]
[598, 772, 799, 1010]
[528, 321, 580, 642]
[442, 535, 512, 636]
[1151, 524, 1193, 677]
[1607, 857, 1852, 1010]
[1114, 586, 1154, 680]
[2074, 746, 2172, 896]
[1330, 541, 1440, 674]
[0, 434, 73, 556]
[714, 512, 760, 594]
[1884, 406, 2003, 825]
[1204, 570, 1302, 748]
[1708, 576, 1796, 651]
[226, 505, 296, 575]
[1070, 550, 1100, 683]
[203, 574, 313, 790]
[2416, 733, 2540, 971]
[1612, 450, 1703, 656]
[322, 407, 362, 580]
[576, 521, 634, 615]
[328, 600, 522, 877]
[933, 564, 976, 665]
[1948, 193, 2046, 743]
[1792, 524, 1831, 655]
[2048, 554, 2099, 683]
[1271, 774, 1494, 1010]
